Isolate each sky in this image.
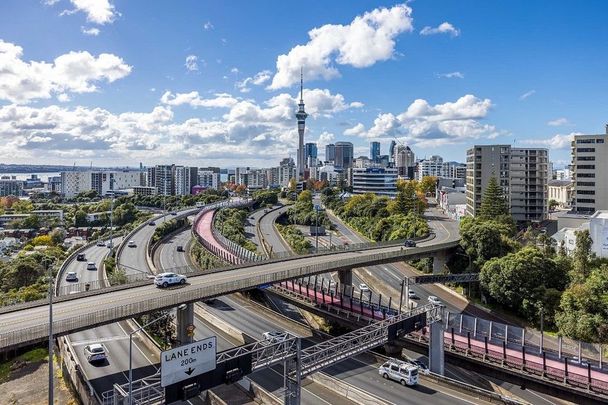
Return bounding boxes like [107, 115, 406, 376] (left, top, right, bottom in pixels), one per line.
[1, 1, 608, 169]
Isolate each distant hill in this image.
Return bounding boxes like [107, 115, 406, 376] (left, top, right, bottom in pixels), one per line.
[0, 164, 99, 173]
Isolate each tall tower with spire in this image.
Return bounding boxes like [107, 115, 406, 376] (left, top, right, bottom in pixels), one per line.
[295, 68, 308, 179]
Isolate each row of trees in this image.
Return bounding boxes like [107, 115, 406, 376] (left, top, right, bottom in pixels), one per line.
[322, 179, 430, 241]
[214, 208, 257, 252]
[461, 177, 608, 342]
[275, 224, 312, 254]
[286, 190, 331, 227]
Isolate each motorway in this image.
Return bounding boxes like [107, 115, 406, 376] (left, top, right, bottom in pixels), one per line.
[58, 236, 160, 399]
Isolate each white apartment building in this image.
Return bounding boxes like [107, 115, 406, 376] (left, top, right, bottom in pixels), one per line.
[174, 166, 198, 196]
[571, 128, 608, 214]
[416, 155, 443, 180]
[155, 165, 174, 196]
[548, 180, 573, 208]
[198, 170, 220, 190]
[61, 172, 91, 198]
[352, 167, 398, 198]
[62, 171, 142, 198]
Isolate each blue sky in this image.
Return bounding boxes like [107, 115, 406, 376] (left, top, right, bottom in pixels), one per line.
[1, 1, 607, 168]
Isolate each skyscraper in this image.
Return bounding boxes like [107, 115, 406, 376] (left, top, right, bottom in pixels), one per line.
[304, 142, 318, 160]
[325, 144, 336, 163]
[571, 126, 608, 214]
[334, 142, 354, 170]
[370, 141, 381, 162]
[389, 140, 396, 164]
[295, 68, 308, 180]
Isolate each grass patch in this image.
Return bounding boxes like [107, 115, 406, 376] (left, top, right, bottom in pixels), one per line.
[0, 347, 48, 383]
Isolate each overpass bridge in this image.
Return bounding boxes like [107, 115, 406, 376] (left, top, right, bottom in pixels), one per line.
[0, 239, 459, 351]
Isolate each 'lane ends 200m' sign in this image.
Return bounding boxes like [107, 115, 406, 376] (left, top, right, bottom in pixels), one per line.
[161, 336, 217, 387]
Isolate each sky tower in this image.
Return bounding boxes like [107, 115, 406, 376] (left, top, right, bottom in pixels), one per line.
[295, 68, 308, 179]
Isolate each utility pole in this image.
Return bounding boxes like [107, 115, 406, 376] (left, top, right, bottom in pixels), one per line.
[315, 205, 320, 253]
[46, 259, 54, 405]
[398, 279, 404, 315]
[108, 176, 114, 253]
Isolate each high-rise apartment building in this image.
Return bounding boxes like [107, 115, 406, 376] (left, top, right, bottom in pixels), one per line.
[334, 141, 354, 170]
[442, 162, 467, 179]
[465, 145, 548, 222]
[0, 177, 24, 197]
[61, 171, 142, 198]
[571, 127, 608, 214]
[198, 169, 220, 190]
[416, 155, 443, 180]
[155, 165, 174, 196]
[325, 143, 336, 163]
[175, 166, 198, 195]
[278, 157, 296, 186]
[389, 140, 396, 164]
[370, 141, 381, 163]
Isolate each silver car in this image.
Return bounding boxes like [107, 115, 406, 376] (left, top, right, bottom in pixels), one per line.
[65, 271, 78, 282]
[84, 343, 106, 363]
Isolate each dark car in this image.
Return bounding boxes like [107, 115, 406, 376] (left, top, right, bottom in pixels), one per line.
[148, 221, 156, 226]
[404, 239, 416, 247]
[176, 245, 184, 252]
[76, 253, 86, 261]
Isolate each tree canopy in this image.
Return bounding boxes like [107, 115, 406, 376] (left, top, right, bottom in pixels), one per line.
[478, 176, 509, 220]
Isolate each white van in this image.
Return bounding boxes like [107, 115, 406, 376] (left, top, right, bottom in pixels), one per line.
[378, 358, 419, 386]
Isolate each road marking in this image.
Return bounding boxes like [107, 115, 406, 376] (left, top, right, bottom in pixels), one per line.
[526, 389, 558, 405]
[117, 322, 159, 371]
[70, 335, 130, 346]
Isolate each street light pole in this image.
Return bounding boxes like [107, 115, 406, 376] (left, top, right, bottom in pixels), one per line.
[315, 205, 319, 253]
[47, 259, 54, 405]
[398, 279, 404, 315]
[129, 304, 187, 405]
[540, 307, 544, 354]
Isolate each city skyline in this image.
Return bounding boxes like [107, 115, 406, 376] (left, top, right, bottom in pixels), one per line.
[1, 1, 608, 168]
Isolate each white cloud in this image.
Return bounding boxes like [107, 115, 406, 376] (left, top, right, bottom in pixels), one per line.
[160, 91, 239, 109]
[521, 133, 580, 149]
[57, 93, 71, 102]
[350, 101, 365, 108]
[269, 3, 413, 89]
[345, 94, 499, 147]
[230, 67, 239, 74]
[420, 22, 460, 37]
[185, 55, 199, 72]
[436, 71, 464, 79]
[519, 90, 536, 100]
[547, 117, 569, 126]
[64, 0, 117, 25]
[344, 123, 366, 136]
[0, 39, 131, 104]
[81, 26, 100, 36]
[236, 70, 272, 93]
[203, 21, 214, 30]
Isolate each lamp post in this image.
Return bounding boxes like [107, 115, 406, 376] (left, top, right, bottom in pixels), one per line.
[129, 304, 187, 404]
[540, 306, 545, 354]
[46, 258, 54, 405]
[315, 204, 320, 253]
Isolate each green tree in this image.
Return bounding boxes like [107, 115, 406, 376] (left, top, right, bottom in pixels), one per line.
[572, 229, 593, 282]
[459, 217, 516, 269]
[480, 246, 568, 322]
[11, 200, 33, 213]
[418, 176, 437, 195]
[478, 176, 509, 220]
[548, 199, 559, 211]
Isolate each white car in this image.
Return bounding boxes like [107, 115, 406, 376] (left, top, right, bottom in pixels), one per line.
[86, 262, 96, 270]
[65, 271, 78, 282]
[84, 343, 106, 363]
[359, 283, 370, 293]
[263, 331, 288, 344]
[154, 272, 187, 288]
[378, 358, 418, 386]
[96, 240, 105, 247]
[127, 240, 136, 248]
[408, 290, 417, 299]
[427, 295, 442, 305]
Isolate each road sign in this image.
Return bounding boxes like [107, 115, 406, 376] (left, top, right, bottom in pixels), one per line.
[161, 336, 216, 387]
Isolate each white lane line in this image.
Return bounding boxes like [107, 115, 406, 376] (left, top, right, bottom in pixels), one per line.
[116, 322, 159, 371]
[265, 367, 333, 405]
[526, 389, 557, 405]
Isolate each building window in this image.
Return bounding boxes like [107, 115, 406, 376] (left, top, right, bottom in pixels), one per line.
[597, 139, 605, 143]
[577, 165, 596, 169]
[576, 198, 595, 203]
[577, 181, 595, 187]
[577, 148, 595, 153]
[577, 190, 595, 195]
[576, 139, 596, 144]
[577, 156, 595, 161]
[576, 173, 595, 178]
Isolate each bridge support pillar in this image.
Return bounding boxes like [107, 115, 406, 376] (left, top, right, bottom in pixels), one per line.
[176, 303, 195, 346]
[338, 270, 352, 294]
[432, 250, 448, 274]
[428, 320, 445, 375]
[383, 342, 402, 356]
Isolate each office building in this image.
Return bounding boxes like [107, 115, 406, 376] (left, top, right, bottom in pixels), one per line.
[416, 155, 443, 180]
[370, 142, 381, 163]
[133, 186, 157, 196]
[304, 143, 317, 161]
[146, 167, 156, 187]
[0, 177, 24, 197]
[442, 162, 467, 179]
[395, 145, 415, 178]
[465, 145, 548, 222]
[571, 127, 608, 214]
[325, 143, 336, 163]
[47, 176, 62, 193]
[334, 141, 354, 170]
[354, 156, 371, 168]
[389, 140, 396, 164]
[278, 157, 297, 186]
[352, 167, 398, 198]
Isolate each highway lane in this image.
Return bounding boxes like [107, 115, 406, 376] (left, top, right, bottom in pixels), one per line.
[58, 237, 160, 398]
[259, 205, 291, 255]
[244, 208, 266, 255]
[202, 295, 492, 404]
